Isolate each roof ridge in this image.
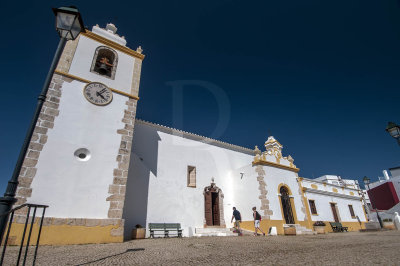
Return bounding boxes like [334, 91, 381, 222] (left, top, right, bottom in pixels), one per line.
[135, 119, 254, 155]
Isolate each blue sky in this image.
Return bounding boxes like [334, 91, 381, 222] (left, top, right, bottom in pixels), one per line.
[0, 0, 399, 191]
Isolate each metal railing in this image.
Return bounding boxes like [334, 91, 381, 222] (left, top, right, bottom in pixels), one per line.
[0, 203, 48, 266]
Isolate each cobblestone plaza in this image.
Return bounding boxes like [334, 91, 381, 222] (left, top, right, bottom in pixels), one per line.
[3, 231, 399, 265]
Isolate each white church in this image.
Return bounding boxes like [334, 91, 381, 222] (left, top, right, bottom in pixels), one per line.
[9, 23, 367, 245]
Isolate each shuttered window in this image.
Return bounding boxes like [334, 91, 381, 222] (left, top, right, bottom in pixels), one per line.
[309, 200, 318, 215]
[348, 205, 355, 218]
[187, 166, 196, 187]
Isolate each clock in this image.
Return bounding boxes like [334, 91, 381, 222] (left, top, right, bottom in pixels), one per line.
[83, 82, 113, 106]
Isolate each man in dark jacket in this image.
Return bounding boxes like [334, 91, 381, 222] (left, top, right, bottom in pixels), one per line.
[231, 207, 242, 235]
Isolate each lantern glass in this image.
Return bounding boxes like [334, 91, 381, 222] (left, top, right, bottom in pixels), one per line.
[53, 6, 84, 40]
[388, 126, 400, 138]
[71, 16, 82, 39]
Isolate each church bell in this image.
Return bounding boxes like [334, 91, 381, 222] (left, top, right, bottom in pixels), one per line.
[98, 63, 109, 75]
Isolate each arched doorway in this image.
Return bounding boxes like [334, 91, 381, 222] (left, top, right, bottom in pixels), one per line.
[280, 186, 295, 224]
[203, 179, 225, 227]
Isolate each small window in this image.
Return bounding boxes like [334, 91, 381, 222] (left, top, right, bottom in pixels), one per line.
[187, 166, 196, 188]
[348, 205, 355, 218]
[309, 200, 317, 215]
[90, 46, 118, 79]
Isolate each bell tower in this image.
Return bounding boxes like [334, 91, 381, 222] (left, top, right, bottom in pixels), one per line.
[12, 23, 144, 244]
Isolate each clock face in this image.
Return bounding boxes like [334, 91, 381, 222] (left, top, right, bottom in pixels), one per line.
[83, 82, 113, 106]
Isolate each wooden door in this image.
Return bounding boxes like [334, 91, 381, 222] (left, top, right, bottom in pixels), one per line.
[330, 203, 339, 222]
[204, 192, 213, 226]
[212, 192, 220, 226]
[280, 187, 295, 224]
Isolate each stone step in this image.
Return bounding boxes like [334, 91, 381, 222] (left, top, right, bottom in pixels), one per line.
[284, 224, 317, 235]
[195, 227, 237, 237]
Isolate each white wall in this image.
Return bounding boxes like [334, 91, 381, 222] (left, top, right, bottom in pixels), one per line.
[262, 166, 306, 221]
[122, 122, 366, 238]
[123, 122, 309, 238]
[123, 122, 260, 238]
[29, 80, 126, 218]
[301, 179, 366, 223]
[68, 35, 137, 95]
[306, 193, 366, 222]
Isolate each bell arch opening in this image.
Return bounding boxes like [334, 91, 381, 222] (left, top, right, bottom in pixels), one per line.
[90, 46, 118, 79]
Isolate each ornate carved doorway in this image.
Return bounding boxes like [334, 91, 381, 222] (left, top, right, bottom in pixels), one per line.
[204, 179, 225, 227]
[280, 186, 295, 224]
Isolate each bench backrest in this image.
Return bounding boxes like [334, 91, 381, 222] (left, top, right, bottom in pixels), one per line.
[149, 223, 165, 229]
[329, 222, 338, 227]
[149, 223, 181, 230]
[336, 222, 343, 228]
[164, 223, 181, 229]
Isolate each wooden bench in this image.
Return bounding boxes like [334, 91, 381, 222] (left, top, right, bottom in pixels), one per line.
[149, 223, 183, 238]
[329, 222, 348, 232]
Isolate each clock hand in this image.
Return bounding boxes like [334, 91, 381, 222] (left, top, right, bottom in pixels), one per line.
[96, 92, 106, 100]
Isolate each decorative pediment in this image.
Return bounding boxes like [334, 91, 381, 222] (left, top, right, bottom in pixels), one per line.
[253, 136, 299, 172]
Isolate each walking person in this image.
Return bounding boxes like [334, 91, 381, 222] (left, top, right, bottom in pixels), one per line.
[231, 207, 242, 235]
[252, 207, 265, 236]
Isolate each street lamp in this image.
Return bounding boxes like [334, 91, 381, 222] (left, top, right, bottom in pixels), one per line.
[0, 6, 85, 243]
[386, 122, 400, 146]
[363, 176, 383, 228]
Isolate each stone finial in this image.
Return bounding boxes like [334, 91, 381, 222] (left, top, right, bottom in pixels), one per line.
[211, 177, 214, 183]
[106, 23, 117, 34]
[254, 145, 261, 155]
[136, 46, 143, 54]
[264, 136, 283, 154]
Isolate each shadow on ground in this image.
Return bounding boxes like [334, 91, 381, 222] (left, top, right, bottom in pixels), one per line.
[76, 248, 145, 265]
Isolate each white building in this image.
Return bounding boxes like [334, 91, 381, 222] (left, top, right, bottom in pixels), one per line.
[8, 23, 367, 245]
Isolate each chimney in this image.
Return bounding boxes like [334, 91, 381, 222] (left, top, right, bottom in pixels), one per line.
[383, 170, 390, 181]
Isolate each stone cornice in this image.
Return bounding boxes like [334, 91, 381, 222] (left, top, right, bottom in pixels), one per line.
[82, 30, 145, 60]
[136, 119, 254, 155]
[252, 159, 300, 173]
[303, 187, 361, 200]
[54, 70, 139, 100]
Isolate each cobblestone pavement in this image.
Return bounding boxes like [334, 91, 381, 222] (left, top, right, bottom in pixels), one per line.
[3, 231, 400, 265]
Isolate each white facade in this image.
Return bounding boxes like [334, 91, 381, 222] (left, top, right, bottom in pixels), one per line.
[122, 120, 366, 238]
[28, 81, 127, 218]
[301, 179, 365, 222]
[123, 120, 257, 237]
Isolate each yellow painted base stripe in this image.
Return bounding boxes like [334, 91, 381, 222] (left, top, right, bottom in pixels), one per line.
[239, 220, 366, 235]
[7, 223, 123, 246]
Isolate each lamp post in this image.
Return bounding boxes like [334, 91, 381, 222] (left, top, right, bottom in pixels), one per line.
[0, 6, 85, 243]
[386, 122, 400, 146]
[363, 176, 383, 228]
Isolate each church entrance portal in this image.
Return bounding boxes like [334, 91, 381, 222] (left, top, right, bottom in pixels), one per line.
[280, 186, 295, 224]
[205, 191, 220, 226]
[203, 179, 225, 227]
